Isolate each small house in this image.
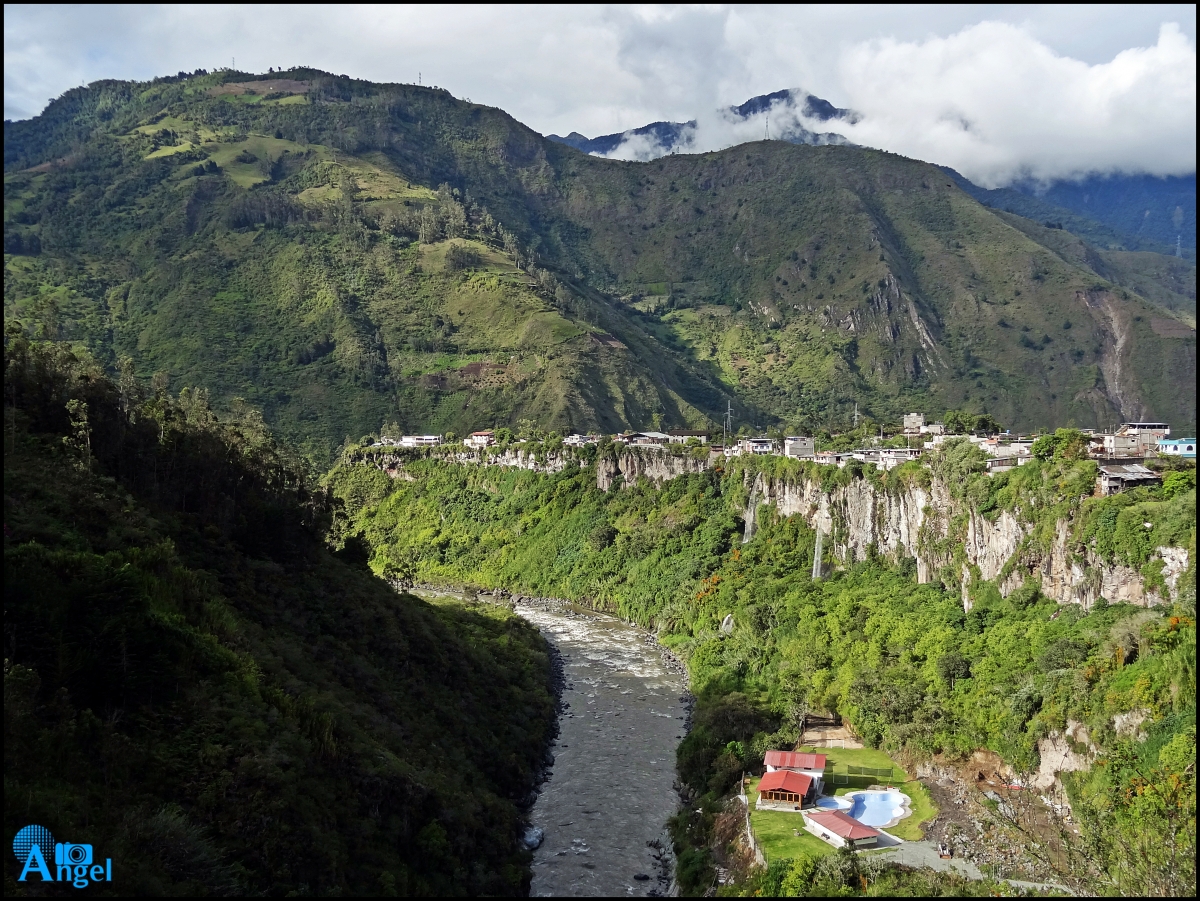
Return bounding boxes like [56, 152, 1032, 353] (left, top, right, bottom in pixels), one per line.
[764, 751, 826, 792]
[668, 430, 708, 445]
[626, 431, 671, 447]
[1098, 463, 1160, 496]
[739, 437, 777, 455]
[801, 809, 881, 849]
[1158, 438, 1196, 459]
[784, 436, 815, 458]
[756, 770, 815, 808]
[1120, 422, 1171, 454]
[464, 430, 495, 449]
[1099, 433, 1142, 457]
[902, 413, 925, 435]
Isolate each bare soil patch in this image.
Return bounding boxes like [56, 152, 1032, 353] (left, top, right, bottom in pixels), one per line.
[208, 79, 310, 97]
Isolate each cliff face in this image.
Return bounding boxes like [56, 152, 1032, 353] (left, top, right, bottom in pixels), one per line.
[350, 446, 1187, 609]
[596, 449, 712, 491]
[743, 470, 1189, 609]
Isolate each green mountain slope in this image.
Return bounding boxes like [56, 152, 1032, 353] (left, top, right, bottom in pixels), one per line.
[3, 336, 556, 895]
[4, 68, 1196, 447]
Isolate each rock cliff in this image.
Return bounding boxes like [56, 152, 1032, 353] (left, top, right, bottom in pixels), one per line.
[742, 469, 1189, 609]
[596, 449, 712, 491]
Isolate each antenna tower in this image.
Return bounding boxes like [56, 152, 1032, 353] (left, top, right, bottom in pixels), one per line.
[723, 400, 734, 448]
[853, 402, 859, 430]
[765, 113, 770, 141]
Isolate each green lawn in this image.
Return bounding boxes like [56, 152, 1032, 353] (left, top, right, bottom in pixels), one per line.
[751, 747, 939, 845]
[746, 778, 835, 862]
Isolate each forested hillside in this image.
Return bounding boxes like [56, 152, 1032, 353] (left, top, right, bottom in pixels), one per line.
[326, 446, 1196, 895]
[3, 334, 557, 895]
[4, 68, 1195, 457]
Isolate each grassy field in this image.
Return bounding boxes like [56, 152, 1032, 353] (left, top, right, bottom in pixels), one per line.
[746, 777, 836, 862]
[747, 747, 939, 855]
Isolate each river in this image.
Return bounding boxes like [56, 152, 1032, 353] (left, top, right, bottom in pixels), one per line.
[514, 598, 688, 897]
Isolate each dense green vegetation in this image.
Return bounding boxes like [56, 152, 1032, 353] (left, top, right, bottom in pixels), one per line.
[5, 67, 1195, 459]
[4, 336, 557, 895]
[328, 448, 1195, 895]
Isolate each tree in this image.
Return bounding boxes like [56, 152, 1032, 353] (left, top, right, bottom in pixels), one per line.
[937, 650, 971, 688]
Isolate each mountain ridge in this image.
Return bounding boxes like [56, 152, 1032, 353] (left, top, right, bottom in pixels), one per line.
[3, 68, 1195, 458]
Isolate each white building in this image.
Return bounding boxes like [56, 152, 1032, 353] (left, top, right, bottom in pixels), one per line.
[464, 430, 495, 449]
[801, 809, 881, 849]
[625, 431, 671, 448]
[763, 751, 827, 792]
[903, 413, 926, 434]
[1158, 438, 1196, 458]
[564, 433, 600, 447]
[668, 430, 709, 445]
[739, 437, 777, 455]
[400, 435, 442, 448]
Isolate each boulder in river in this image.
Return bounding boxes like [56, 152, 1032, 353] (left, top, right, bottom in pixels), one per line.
[522, 826, 545, 850]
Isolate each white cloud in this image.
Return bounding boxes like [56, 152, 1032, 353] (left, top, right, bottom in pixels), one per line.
[3, 5, 1196, 186]
[835, 21, 1197, 186]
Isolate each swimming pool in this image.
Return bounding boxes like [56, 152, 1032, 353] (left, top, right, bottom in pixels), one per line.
[815, 796, 851, 811]
[845, 790, 910, 827]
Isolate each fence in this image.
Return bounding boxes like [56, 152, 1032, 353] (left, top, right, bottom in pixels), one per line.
[739, 782, 768, 869]
[846, 765, 894, 779]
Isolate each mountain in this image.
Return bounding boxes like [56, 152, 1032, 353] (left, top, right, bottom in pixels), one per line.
[3, 335, 556, 895]
[550, 89, 1196, 262]
[546, 88, 855, 157]
[946, 168, 1196, 261]
[3, 68, 1196, 458]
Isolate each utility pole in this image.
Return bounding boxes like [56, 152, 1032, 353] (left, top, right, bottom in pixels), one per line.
[853, 402, 859, 430]
[765, 113, 770, 141]
[723, 400, 734, 449]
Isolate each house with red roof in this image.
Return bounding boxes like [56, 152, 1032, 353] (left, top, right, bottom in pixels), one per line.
[764, 750, 827, 793]
[801, 809, 881, 849]
[756, 769, 815, 809]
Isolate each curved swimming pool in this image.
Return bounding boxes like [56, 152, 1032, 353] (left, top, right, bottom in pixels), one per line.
[846, 790, 910, 827]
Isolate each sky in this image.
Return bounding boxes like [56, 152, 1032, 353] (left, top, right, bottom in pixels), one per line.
[4, 4, 1196, 187]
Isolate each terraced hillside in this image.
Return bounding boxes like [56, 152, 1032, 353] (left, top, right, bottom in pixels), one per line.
[4, 68, 1195, 455]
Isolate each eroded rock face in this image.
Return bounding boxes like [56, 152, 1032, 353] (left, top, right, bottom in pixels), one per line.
[595, 450, 710, 491]
[1031, 720, 1096, 791]
[355, 448, 1187, 611]
[743, 471, 1188, 610]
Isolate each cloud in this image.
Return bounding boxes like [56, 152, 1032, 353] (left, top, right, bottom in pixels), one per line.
[836, 21, 1197, 186]
[3, 5, 1196, 186]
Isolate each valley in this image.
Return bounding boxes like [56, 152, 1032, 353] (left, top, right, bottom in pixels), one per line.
[3, 62, 1196, 898]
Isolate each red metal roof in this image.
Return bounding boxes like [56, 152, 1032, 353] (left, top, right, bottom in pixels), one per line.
[764, 751, 827, 771]
[757, 770, 813, 796]
[804, 809, 881, 840]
